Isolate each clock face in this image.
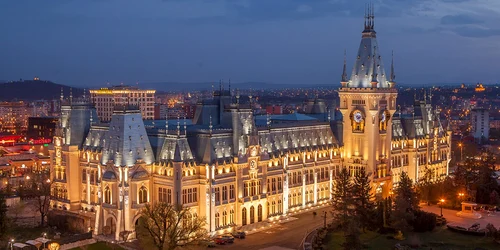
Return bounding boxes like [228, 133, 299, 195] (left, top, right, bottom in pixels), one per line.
[353, 111, 363, 123]
[250, 160, 256, 169]
[381, 112, 386, 122]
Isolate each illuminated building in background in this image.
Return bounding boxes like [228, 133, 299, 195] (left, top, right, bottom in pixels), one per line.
[471, 108, 489, 143]
[90, 86, 156, 122]
[0, 101, 30, 134]
[475, 83, 486, 92]
[27, 117, 59, 142]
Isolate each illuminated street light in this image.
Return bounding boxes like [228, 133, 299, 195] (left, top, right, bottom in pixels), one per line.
[25, 175, 30, 180]
[439, 198, 445, 217]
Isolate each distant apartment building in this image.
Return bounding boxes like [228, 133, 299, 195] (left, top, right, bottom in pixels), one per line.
[89, 86, 156, 122]
[471, 108, 489, 142]
[27, 117, 58, 142]
[0, 101, 30, 134]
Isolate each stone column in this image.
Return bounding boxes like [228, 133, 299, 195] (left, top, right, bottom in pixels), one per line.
[329, 169, 333, 200]
[86, 171, 91, 203]
[313, 171, 318, 205]
[283, 171, 289, 215]
[302, 172, 306, 208]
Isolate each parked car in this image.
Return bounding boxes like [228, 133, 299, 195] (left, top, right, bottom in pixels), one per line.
[214, 236, 226, 245]
[221, 234, 235, 243]
[198, 239, 216, 248]
[231, 231, 246, 239]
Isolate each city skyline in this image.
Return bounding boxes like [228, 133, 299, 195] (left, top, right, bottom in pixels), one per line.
[2, 0, 500, 87]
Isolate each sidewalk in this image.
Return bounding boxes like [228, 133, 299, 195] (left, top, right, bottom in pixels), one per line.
[421, 205, 500, 228]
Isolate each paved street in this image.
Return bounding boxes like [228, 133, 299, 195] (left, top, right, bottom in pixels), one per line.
[421, 205, 500, 228]
[217, 206, 331, 250]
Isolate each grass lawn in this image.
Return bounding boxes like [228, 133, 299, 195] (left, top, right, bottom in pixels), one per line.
[324, 226, 500, 249]
[69, 241, 125, 250]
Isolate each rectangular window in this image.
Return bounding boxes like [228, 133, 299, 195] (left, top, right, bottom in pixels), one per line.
[215, 187, 220, 202]
[222, 186, 228, 201]
[229, 185, 235, 199]
[278, 177, 282, 191]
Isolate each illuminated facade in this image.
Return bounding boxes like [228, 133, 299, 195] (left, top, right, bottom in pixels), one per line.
[49, 12, 450, 241]
[90, 86, 156, 122]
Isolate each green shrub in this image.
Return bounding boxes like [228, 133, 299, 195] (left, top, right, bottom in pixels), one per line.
[412, 210, 437, 232]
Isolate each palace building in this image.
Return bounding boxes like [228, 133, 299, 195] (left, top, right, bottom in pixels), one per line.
[48, 12, 451, 241]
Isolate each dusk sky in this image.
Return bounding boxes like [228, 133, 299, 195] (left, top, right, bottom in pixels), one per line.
[1, 0, 500, 87]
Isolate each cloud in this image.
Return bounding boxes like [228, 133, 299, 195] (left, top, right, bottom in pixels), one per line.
[441, 14, 483, 25]
[452, 26, 500, 37]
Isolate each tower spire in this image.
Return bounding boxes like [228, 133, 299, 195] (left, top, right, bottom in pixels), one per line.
[341, 49, 348, 83]
[89, 108, 93, 125]
[70, 88, 73, 105]
[390, 50, 395, 82]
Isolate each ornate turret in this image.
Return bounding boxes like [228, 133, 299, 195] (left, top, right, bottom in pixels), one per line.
[389, 51, 396, 88]
[341, 50, 348, 87]
[347, 4, 391, 89]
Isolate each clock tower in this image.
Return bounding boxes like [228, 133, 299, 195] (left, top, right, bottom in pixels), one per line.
[338, 6, 398, 195]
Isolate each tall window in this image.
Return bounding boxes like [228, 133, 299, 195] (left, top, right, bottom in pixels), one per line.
[229, 210, 234, 224]
[222, 211, 227, 226]
[139, 186, 148, 204]
[277, 177, 282, 191]
[104, 186, 111, 204]
[278, 200, 282, 214]
[222, 186, 228, 202]
[272, 179, 276, 191]
[215, 187, 220, 202]
[82, 170, 87, 182]
[272, 201, 276, 214]
[215, 213, 220, 228]
[258, 204, 262, 222]
[242, 208, 247, 226]
[244, 183, 248, 197]
[229, 185, 235, 200]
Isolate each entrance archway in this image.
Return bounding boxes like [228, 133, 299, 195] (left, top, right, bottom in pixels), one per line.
[105, 217, 116, 235]
[242, 207, 247, 226]
[250, 206, 255, 224]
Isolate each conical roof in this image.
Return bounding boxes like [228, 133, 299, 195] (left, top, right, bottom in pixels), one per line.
[348, 7, 390, 88]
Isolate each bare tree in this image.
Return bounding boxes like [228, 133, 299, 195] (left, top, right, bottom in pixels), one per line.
[139, 202, 207, 250]
[26, 174, 51, 227]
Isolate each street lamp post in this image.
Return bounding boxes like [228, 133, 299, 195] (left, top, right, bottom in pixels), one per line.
[323, 211, 327, 228]
[458, 193, 464, 202]
[458, 143, 463, 161]
[43, 232, 47, 249]
[9, 239, 14, 250]
[440, 198, 445, 217]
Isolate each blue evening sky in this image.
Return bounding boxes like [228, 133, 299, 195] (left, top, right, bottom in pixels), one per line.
[1, 0, 499, 87]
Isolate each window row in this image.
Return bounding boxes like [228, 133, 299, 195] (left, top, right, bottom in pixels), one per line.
[182, 188, 198, 204]
[214, 185, 235, 203]
[214, 210, 235, 229]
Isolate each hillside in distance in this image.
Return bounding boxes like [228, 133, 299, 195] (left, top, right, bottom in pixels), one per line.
[0, 79, 83, 101]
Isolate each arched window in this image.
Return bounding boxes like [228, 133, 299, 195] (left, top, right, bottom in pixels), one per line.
[258, 204, 262, 222]
[215, 213, 220, 228]
[272, 201, 276, 214]
[229, 210, 234, 224]
[267, 202, 270, 217]
[139, 186, 148, 204]
[104, 186, 111, 204]
[242, 208, 247, 226]
[278, 200, 282, 214]
[222, 211, 227, 226]
[250, 206, 255, 224]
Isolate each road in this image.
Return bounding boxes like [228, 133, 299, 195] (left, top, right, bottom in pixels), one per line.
[218, 207, 331, 250]
[421, 205, 500, 228]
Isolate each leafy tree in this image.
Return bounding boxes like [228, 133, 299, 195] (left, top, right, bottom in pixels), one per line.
[393, 172, 418, 233]
[352, 168, 375, 232]
[139, 202, 207, 250]
[331, 168, 355, 228]
[31, 176, 52, 227]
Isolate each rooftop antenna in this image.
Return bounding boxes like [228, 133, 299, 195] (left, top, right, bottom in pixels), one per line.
[390, 50, 396, 83]
[176, 115, 180, 137]
[266, 113, 271, 129]
[209, 115, 213, 135]
[69, 88, 73, 106]
[89, 108, 93, 125]
[60, 87, 64, 103]
[371, 2, 375, 29]
[183, 116, 187, 136]
[328, 108, 331, 122]
[211, 83, 215, 97]
[236, 88, 240, 106]
[165, 107, 169, 134]
[83, 88, 86, 99]
[364, 3, 368, 29]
